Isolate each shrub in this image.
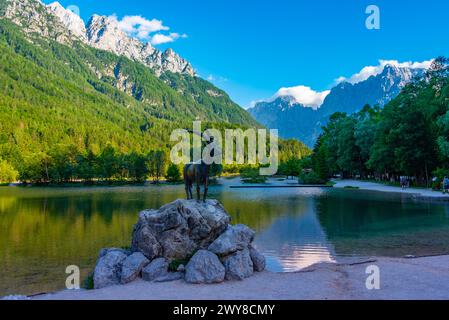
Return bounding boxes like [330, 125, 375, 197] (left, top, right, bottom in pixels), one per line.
[298, 171, 326, 185]
[166, 163, 181, 182]
[82, 272, 94, 290]
[240, 167, 267, 184]
[0, 159, 19, 183]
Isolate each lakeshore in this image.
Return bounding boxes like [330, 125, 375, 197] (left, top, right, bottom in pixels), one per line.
[333, 179, 449, 200]
[3, 180, 449, 297]
[27, 255, 449, 300]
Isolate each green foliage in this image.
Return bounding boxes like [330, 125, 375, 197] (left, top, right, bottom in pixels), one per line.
[298, 171, 325, 185]
[0, 19, 267, 183]
[240, 167, 267, 184]
[168, 257, 190, 272]
[278, 158, 302, 176]
[278, 139, 312, 163]
[0, 18, 312, 183]
[343, 186, 360, 189]
[313, 57, 449, 186]
[166, 163, 181, 182]
[82, 272, 94, 290]
[147, 150, 167, 183]
[0, 158, 18, 183]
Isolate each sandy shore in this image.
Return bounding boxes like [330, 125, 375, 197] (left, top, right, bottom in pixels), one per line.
[30, 255, 449, 300]
[333, 179, 449, 200]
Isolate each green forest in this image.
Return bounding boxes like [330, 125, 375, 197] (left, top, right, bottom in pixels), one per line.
[311, 57, 449, 187]
[0, 18, 310, 184]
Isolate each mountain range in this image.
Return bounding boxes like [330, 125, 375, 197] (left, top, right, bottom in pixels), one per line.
[3, 0, 195, 76]
[0, 0, 264, 176]
[249, 64, 427, 147]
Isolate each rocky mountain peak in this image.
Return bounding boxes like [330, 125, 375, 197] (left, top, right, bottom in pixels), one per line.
[0, 0, 196, 77]
[46, 1, 86, 41]
[86, 14, 147, 61]
[249, 63, 430, 147]
[1, 0, 72, 43]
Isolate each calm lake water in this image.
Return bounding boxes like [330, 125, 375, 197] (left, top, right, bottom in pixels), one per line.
[2, 180, 449, 296]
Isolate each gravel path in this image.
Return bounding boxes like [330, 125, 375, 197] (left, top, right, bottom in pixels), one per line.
[32, 255, 449, 300]
[333, 179, 449, 199]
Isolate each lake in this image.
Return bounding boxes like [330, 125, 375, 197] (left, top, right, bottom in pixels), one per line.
[2, 180, 449, 296]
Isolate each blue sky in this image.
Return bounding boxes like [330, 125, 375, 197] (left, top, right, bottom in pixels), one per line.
[44, 0, 449, 108]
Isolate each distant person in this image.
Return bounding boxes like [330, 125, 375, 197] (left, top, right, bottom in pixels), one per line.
[400, 176, 407, 189]
[443, 177, 449, 194]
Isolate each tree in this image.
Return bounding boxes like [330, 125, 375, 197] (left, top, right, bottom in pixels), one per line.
[166, 163, 181, 182]
[98, 145, 119, 180]
[128, 152, 149, 182]
[0, 158, 19, 183]
[148, 150, 167, 183]
[312, 136, 330, 180]
[75, 150, 97, 182]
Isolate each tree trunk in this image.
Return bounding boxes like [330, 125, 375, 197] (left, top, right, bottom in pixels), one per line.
[424, 162, 429, 188]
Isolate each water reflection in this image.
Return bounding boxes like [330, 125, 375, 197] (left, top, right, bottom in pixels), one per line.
[1, 183, 449, 296]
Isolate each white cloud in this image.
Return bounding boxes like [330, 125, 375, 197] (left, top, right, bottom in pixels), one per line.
[150, 33, 185, 45]
[110, 14, 187, 45]
[273, 85, 331, 109]
[205, 74, 228, 83]
[336, 59, 433, 84]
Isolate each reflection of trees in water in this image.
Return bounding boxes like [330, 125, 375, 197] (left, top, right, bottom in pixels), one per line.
[253, 198, 336, 271]
[218, 193, 310, 232]
[0, 195, 17, 213]
[0, 186, 187, 295]
[314, 191, 449, 257]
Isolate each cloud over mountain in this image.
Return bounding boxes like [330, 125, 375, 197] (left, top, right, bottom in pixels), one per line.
[273, 86, 331, 109]
[336, 59, 433, 84]
[109, 14, 187, 45]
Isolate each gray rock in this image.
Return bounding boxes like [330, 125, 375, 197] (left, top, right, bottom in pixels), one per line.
[154, 272, 184, 282]
[222, 248, 254, 280]
[177, 264, 185, 272]
[249, 246, 266, 272]
[120, 252, 150, 284]
[93, 250, 127, 289]
[99, 247, 130, 258]
[208, 224, 255, 256]
[142, 258, 169, 282]
[185, 250, 225, 284]
[131, 199, 230, 260]
[131, 225, 162, 261]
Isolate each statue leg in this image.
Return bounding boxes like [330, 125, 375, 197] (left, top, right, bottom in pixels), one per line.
[185, 182, 191, 199]
[203, 177, 209, 202]
[196, 177, 201, 201]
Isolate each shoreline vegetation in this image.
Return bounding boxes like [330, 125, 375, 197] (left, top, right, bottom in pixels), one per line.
[309, 57, 449, 190]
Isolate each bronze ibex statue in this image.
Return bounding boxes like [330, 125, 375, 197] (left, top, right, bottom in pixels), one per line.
[183, 131, 216, 201]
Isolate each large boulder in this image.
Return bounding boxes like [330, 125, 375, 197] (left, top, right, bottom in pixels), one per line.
[131, 199, 230, 260]
[185, 250, 225, 284]
[222, 248, 254, 280]
[208, 224, 255, 256]
[249, 245, 266, 272]
[93, 249, 128, 289]
[120, 252, 150, 284]
[92, 199, 266, 287]
[154, 272, 184, 282]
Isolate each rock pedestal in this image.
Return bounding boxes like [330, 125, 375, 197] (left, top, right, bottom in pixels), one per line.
[92, 199, 266, 288]
[131, 199, 230, 261]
